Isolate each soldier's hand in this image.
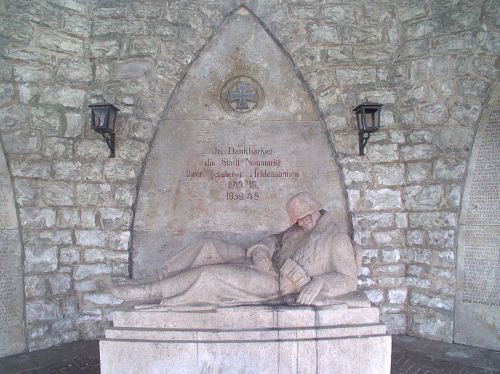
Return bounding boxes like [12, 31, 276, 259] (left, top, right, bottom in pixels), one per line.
[296, 277, 324, 305]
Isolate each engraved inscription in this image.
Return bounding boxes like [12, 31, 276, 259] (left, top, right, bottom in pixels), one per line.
[462, 227, 500, 306]
[455, 87, 500, 350]
[464, 108, 500, 225]
[0, 145, 26, 358]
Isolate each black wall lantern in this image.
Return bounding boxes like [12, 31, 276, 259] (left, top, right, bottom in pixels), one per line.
[88, 102, 119, 157]
[353, 100, 383, 156]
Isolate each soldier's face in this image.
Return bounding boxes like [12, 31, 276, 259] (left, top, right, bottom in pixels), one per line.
[297, 213, 317, 231]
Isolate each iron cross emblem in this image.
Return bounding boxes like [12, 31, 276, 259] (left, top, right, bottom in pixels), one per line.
[228, 83, 257, 110]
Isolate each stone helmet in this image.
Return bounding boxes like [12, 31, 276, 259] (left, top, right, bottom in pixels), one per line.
[286, 192, 322, 225]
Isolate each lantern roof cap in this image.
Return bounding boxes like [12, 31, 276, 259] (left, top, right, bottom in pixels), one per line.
[88, 102, 120, 111]
[353, 101, 383, 112]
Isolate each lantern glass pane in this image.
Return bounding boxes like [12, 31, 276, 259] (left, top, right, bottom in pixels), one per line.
[108, 109, 116, 132]
[356, 111, 363, 131]
[93, 108, 108, 130]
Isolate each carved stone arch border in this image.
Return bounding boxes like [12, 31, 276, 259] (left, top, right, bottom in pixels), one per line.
[130, 5, 351, 278]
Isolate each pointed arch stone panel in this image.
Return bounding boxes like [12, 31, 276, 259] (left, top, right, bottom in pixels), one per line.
[0, 141, 26, 357]
[455, 84, 500, 350]
[133, 8, 348, 278]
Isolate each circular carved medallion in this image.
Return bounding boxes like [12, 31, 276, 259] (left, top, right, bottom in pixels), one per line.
[220, 76, 264, 116]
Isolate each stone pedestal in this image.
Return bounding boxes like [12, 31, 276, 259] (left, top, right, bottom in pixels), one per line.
[100, 303, 391, 373]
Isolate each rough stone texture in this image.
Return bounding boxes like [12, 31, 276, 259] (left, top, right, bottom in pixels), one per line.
[0, 0, 497, 353]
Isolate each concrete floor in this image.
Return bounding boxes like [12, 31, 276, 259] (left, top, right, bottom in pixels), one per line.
[0, 336, 499, 373]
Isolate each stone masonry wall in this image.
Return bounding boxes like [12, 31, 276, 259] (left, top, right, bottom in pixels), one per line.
[0, 0, 497, 351]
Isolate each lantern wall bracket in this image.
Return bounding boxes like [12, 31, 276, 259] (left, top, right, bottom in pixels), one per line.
[102, 132, 115, 158]
[359, 132, 370, 156]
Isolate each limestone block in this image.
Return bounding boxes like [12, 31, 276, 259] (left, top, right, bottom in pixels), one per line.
[24, 246, 58, 273]
[116, 139, 149, 162]
[40, 86, 86, 108]
[399, 110, 415, 125]
[112, 59, 151, 79]
[20, 207, 56, 228]
[406, 277, 431, 289]
[48, 0, 85, 13]
[405, 20, 438, 40]
[375, 228, 404, 247]
[48, 274, 72, 295]
[364, 289, 384, 304]
[83, 293, 123, 306]
[366, 144, 399, 162]
[150, 21, 177, 39]
[76, 139, 109, 160]
[381, 248, 401, 263]
[76, 183, 112, 205]
[428, 230, 455, 248]
[130, 37, 160, 55]
[400, 39, 429, 59]
[107, 231, 130, 251]
[364, 189, 402, 210]
[410, 292, 453, 311]
[401, 144, 436, 161]
[0, 83, 14, 106]
[80, 209, 97, 228]
[322, 5, 355, 22]
[25, 230, 73, 245]
[65, 113, 84, 137]
[308, 23, 340, 44]
[26, 300, 62, 324]
[450, 101, 481, 123]
[336, 68, 377, 85]
[104, 160, 138, 181]
[404, 185, 443, 210]
[74, 264, 112, 280]
[446, 185, 461, 209]
[434, 32, 474, 53]
[75, 230, 107, 247]
[98, 208, 131, 229]
[20, 83, 40, 105]
[43, 182, 75, 206]
[83, 248, 128, 263]
[2, 131, 40, 154]
[38, 31, 83, 54]
[130, 119, 155, 140]
[53, 161, 82, 181]
[406, 162, 432, 183]
[373, 164, 404, 186]
[352, 212, 394, 229]
[31, 107, 61, 135]
[0, 18, 33, 41]
[43, 138, 73, 159]
[406, 230, 424, 246]
[25, 275, 48, 298]
[62, 13, 90, 38]
[114, 186, 134, 207]
[435, 126, 474, 150]
[91, 39, 120, 58]
[388, 288, 407, 304]
[56, 58, 92, 82]
[382, 313, 406, 335]
[14, 65, 51, 83]
[60, 247, 81, 265]
[459, 78, 490, 99]
[2, 44, 50, 63]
